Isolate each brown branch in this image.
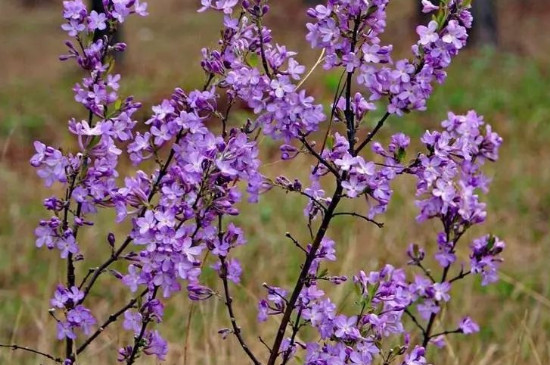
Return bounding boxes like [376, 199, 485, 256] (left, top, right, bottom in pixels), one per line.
[354, 112, 391, 155]
[0, 344, 62, 363]
[267, 185, 344, 365]
[219, 255, 261, 365]
[300, 137, 341, 179]
[332, 212, 384, 228]
[126, 287, 159, 365]
[74, 290, 148, 357]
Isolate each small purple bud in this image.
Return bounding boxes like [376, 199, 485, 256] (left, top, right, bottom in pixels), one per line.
[218, 328, 232, 339]
[108, 232, 116, 247]
[109, 269, 123, 280]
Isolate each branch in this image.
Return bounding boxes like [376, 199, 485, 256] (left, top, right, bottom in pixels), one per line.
[280, 309, 303, 365]
[449, 269, 471, 284]
[345, 16, 362, 154]
[285, 232, 307, 254]
[354, 112, 391, 155]
[430, 329, 462, 338]
[300, 137, 341, 179]
[126, 288, 159, 365]
[254, 18, 271, 78]
[74, 290, 148, 357]
[0, 344, 62, 363]
[267, 185, 344, 365]
[219, 255, 261, 365]
[404, 309, 427, 337]
[332, 212, 384, 228]
[78, 73, 217, 304]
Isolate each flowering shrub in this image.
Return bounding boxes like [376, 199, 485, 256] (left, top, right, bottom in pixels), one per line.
[2, 0, 505, 364]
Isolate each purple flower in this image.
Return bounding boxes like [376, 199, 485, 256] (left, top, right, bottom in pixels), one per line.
[402, 346, 428, 365]
[67, 305, 96, 335]
[57, 321, 76, 340]
[459, 317, 480, 334]
[87, 11, 107, 31]
[143, 330, 168, 360]
[51, 285, 69, 308]
[421, 0, 439, 13]
[123, 310, 143, 335]
[333, 315, 360, 340]
[431, 282, 451, 302]
[417, 21, 439, 45]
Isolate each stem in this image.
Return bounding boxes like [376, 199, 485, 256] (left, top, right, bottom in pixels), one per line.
[332, 212, 384, 228]
[404, 309, 427, 337]
[280, 309, 302, 365]
[268, 16, 372, 362]
[126, 288, 159, 365]
[345, 16, 361, 154]
[0, 344, 62, 363]
[219, 255, 261, 365]
[422, 225, 460, 348]
[300, 137, 341, 179]
[267, 184, 343, 365]
[74, 290, 148, 357]
[354, 112, 391, 155]
[255, 18, 271, 78]
[430, 329, 462, 338]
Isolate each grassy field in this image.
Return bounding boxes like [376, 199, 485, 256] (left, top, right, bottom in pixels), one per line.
[1, 0, 550, 364]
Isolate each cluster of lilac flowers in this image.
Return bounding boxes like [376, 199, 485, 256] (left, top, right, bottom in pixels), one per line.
[307, 0, 472, 114]
[51, 286, 96, 341]
[258, 112, 503, 365]
[22, 0, 506, 364]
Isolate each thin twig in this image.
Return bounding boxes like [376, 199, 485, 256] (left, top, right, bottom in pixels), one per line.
[415, 262, 437, 283]
[78, 267, 97, 290]
[219, 256, 262, 365]
[126, 287, 159, 365]
[332, 212, 384, 228]
[354, 112, 391, 155]
[404, 309, 427, 337]
[74, 290, 148, 357]
[0, 344, 62, 363]
[300, 137, 341, 179]
[449, 269, 471, 284]
[218, 215, 261, 365]
[296, 49, 325, 89]
[285, 232, 307, 254]
[281, 309, 303, 365]
[430, 329, 462, 338]
[267, 185, 344, 365]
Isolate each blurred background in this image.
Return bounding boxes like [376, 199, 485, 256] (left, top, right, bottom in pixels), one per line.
[1, 0, 550, 364]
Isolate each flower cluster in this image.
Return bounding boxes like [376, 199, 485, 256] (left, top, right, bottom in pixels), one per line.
[307, 0, 473, 115]
[200, 1, 327, 142]
[51, 285, 96, 341]
[258, 111, 503, 364]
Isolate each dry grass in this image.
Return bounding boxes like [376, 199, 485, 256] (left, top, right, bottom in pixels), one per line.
[1, 0, 550, 364]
